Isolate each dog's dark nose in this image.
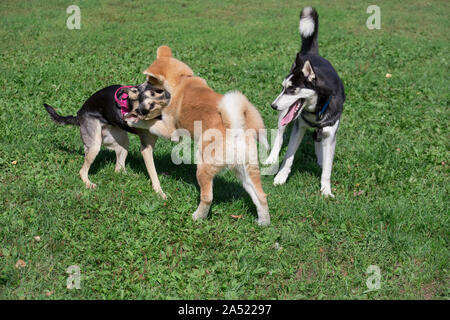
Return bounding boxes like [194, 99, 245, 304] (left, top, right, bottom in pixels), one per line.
[137, 106, 149, 116]
[271, 104, 278, 110]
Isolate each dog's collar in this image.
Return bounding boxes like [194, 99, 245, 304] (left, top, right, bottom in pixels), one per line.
[114, 85, 133, 115]
[302, 96, 331, 118]
[318, 96, 331, 119]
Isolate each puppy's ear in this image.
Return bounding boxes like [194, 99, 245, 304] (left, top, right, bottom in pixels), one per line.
[143, 71, 163, 86]
[302, 60, 315, 82]
[157, 45, 172, 58]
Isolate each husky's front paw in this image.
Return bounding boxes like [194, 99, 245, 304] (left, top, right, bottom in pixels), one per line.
[273, 171, 289, 185]
[320, 186, 335, 198]
[263, 153, 279, 166]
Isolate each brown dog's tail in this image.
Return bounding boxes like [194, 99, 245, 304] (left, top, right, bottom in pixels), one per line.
[244, 102, 269, 150]
[44, 103, 79, 126]
[218, 91, 268, 150]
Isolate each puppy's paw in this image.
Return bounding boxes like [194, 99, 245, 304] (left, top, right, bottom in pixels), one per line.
[85, 181, 97, 189]
[273, 171, 288, 185]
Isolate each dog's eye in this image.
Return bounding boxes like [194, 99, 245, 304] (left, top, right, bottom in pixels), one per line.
[155, 89, 163, 94]
[286, 86, 296, 94]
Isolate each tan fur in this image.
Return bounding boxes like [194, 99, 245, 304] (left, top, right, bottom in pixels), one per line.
[140, 46, 270, 225]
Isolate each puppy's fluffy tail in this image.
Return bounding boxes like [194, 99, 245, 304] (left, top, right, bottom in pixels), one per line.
[219, 91, 269, 150]
[44, 103, 79, 126]
[299, 6, 319, 55]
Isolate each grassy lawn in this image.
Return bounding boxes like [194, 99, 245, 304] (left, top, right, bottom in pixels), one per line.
[0, 0, 448, 299]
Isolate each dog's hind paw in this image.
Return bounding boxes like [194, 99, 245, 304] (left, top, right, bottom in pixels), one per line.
[256, 217, 270, 226]
[157, 190, 167, 200]
[320, 187, 335, 198]
[192, 210, 208, 221]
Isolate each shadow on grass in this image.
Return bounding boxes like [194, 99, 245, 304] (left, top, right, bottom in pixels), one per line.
[54, 128, 323, 218]
[56, 141, 257, 217]
[276, 126, 323, 180]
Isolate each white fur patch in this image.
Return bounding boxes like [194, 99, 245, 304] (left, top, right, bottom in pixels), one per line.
[219, 91, 247, 130]
[272, 87, 317, 113]
[299, 10, 315, 37]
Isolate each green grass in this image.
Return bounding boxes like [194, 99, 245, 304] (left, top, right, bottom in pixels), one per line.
[0, 0, 448, 299]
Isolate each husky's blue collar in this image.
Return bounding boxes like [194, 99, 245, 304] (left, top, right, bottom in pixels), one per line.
[318, 96, 331, 119]
[302, 96, 331, 120]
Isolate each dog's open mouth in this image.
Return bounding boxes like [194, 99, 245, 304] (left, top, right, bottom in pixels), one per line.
[281, 98, 305, 126]
[124, 112, 140, 123]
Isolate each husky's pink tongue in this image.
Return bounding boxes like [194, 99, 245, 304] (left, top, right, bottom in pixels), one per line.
[281, 102, 299, 126]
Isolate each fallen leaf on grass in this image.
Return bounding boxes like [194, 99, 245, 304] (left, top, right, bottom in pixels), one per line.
[45, 290, 54, 297]
[230, 214, 243, 219]
[11, 160, 17, 165]
[33, 236, 41, 242]
[15, 259, 26, 269]
[295, 267, 302, 280]
[385, 73, 392, 78]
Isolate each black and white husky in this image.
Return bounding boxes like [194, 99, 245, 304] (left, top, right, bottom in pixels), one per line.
[265, 7, 345, 197]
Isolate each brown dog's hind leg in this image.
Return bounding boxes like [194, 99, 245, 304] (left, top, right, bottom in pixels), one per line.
[192, 164, 223, 221]
[234, 163, 270, 226]
[79, 118, 102, 189]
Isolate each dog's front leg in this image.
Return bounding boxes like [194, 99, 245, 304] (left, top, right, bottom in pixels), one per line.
[147, 118, 177, 141]
[274, 120, 306, 185]
[264, 109, 288, 165]
[128, 118, 176, 140]
[137, 130, 167, 199]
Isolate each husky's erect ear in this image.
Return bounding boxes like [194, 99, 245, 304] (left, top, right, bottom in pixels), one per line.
[290, 53, 303, 72]
[156, 45, 172, 59]
[302, 60, 315, 82]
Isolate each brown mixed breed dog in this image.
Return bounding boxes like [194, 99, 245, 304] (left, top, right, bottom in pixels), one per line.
[127, 46, 271, 225]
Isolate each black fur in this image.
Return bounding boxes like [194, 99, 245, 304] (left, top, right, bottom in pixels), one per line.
[44, 103, 79, 126]
[44, 85, 137, 134]
[294, 7, 345, 129]
[300, 8, 319, 55]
